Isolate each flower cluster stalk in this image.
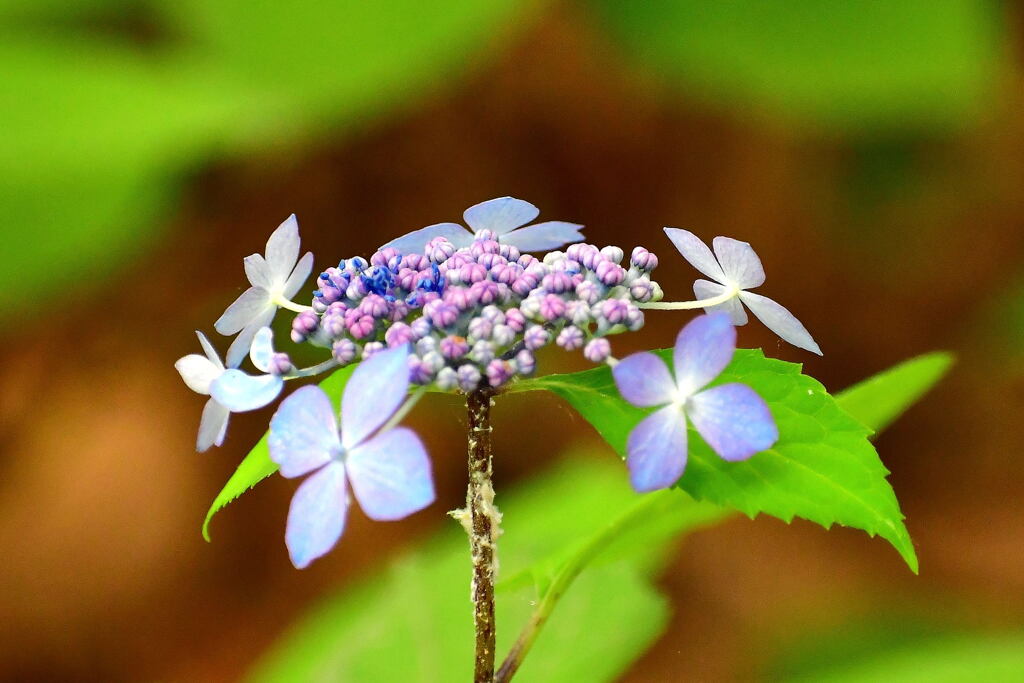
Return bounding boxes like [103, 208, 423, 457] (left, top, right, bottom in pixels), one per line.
[465, 388, 499, 682]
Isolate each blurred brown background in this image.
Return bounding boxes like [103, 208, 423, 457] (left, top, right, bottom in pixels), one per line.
[1, 1, 1023, 681]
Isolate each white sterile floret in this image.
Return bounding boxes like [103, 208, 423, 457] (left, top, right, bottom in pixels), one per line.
[216, 215, 314, 367]
[664, 228, 821, 355]
[175, 330, 284, 452]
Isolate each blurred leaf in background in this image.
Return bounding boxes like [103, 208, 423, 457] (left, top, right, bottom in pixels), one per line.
[249, 456, 725, 683]
[769, 615, 1024, 682]
[591, 0, 1004, 134]
[0, 0, 534, 317]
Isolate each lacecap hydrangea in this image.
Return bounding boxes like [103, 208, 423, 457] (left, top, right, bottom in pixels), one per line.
[176, 196, 820, 568]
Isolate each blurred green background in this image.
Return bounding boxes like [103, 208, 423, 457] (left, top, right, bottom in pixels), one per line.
[1, 1, 1022, 680]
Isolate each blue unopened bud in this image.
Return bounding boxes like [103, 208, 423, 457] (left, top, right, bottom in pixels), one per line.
[362, 342, 385, 359]
[524, 325, 550, 350]
[457, 364, 482, 392]
[514, 349, 536, 375]
[583, 338, 611, 363]
[436, 366, 458, 391]
[469, 340, 495, 365]
[492, 323, 515, 347]
[332, 338, 357, 364]
[556, 326, 585, 351]
[629, 277, 654, 302]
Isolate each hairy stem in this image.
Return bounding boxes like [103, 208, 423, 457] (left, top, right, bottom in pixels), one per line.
[462, 388, 501, 682]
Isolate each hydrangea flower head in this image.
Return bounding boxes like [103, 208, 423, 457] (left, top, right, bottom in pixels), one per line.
[175, 331, 284, 452]
[268, 344, 434, 568]
[612, 312, 779, 492]
[664, 228, 821, 355]
[215, 215, 315, 366]
[383, 197, 585, 255]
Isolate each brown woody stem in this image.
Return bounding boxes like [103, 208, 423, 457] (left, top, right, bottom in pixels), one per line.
[459, 388, 501, 682]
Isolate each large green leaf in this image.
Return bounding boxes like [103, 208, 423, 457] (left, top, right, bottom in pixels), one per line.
[836, 352, 953, 434]
[508, 349, 920, 572]
[201, 364, 357, 541]
[592, 0, 1002, 133]
[249, 457, 707, 683]
[205, 350, 951, 549]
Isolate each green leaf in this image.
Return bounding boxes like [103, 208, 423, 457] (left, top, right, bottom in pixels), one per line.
[509, 349, 919, 572]
[785, 633, 1024, 683]
[836, 352, 953, 433]
[1, 1, 535, 318]
[249, 457, 709, 682]
[592, 0, 1002, 133]
[201, 364, 357, 541]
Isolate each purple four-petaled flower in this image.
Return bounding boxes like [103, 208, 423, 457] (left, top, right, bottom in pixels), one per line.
[613, 312, 779, 493]
[268, 345, 435, 568]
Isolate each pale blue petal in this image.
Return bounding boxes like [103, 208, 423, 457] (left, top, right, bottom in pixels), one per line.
[627, 405, 688, 492]
[673, 312, 735, 396]
[663, 228, 727, 283]
[283, 252, 315, 299]
[693, 279, 747, 325]
[215, 286, 272, 335]
[501, 221, 585, 252]
[286, 462, 348, 569]
[712, 236, 765, 289]
[346, 427, 435, 521]
[341, 345, 411, 449]
[196, 330, 224, 368]
[269, 386, 340, 478]
[197, 398, 230, 452]
[266, 214, 300, 284]
[687, 383, 778, 461]
[612, 352, 676, 407]
[463, 197, 539, 235]
[244, 254, 272, 289]
[249, 327, 275, 373]
[225, 307, 276, 368]
[738, 291, 822, 355]
[209, 369, 283, 412]
[381, 223, 470, 255]
[175, 354, 221, 395]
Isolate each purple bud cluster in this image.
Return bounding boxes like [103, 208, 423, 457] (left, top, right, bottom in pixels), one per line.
[290, 236, 662, 391]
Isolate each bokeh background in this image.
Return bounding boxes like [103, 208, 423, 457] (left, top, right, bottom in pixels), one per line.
[2, 1, 1023, 680]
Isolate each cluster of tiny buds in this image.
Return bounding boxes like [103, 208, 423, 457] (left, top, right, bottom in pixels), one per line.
[289, 234, 662, 392]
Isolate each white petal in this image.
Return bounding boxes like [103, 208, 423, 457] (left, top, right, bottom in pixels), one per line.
[500, 221, 585, 252]
[663, 228, 727, 283]
[286, 463, 348, 569]
[225, 307, 276, 368]
[463, 197, 539, 235]
[244, 254, 272, 289]
[283, 252, 315, 299]
[175, 354, 221, 395]
[196, 330, 224, 369]
[215, 286, 272, 336]
[712, 237, 765, 289]
[269, 386, 341, 478]
[340, 345, 410, 449]
[209, 369, 284, 412]
[249, 327, 275, 373]
[265, 214, 301, 283]
[197, 398, 231, 452]
[693, 279, 747, 325]
[381, 223, 471, 255]
[346, 427, 435, 521]
[739, 291, 822, 355]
